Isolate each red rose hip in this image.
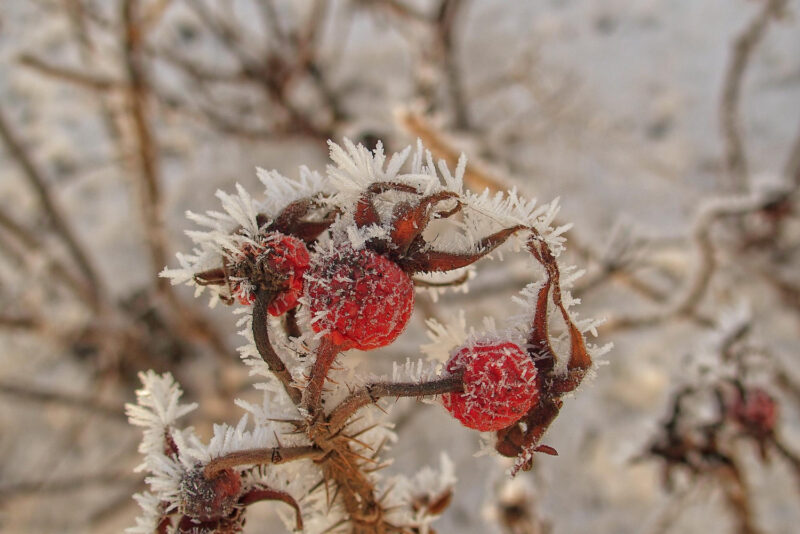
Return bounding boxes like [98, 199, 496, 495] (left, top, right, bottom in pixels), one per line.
[442, 340, 539, 431]
[305, 247, 414, 350]
[229, 232, 310, 315]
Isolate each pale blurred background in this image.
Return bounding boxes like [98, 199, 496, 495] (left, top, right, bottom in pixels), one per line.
[1, 1, 799, 533]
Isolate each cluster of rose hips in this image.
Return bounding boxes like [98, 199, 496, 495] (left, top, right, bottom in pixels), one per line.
[192, 178, 593, 474]
[159, 143, 600, 532]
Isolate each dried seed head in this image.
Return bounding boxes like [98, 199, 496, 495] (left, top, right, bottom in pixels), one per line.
[178, 467, 243, 522]
[305, 247, 414, 350]
[230, 232, 310, 315]
[442, 340, 539, 431]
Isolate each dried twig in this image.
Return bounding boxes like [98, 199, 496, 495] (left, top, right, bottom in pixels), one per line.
[0, 105, 103, 307]
[720, 0, 787, 191]
[602, 193, 775, 333]
[0, 207, 95, 305]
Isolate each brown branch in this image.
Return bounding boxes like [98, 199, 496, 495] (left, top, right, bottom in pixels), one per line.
[327, 373, 464, 435]
[257, 0, 290, 47]
[204, 446, 323, 478]
[186, 0, 324, 136]
[0, 105, 103, 307]
[720, 0, 787, 191]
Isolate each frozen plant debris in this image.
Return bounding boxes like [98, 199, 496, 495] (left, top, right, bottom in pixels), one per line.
[137, 139, 604, 532]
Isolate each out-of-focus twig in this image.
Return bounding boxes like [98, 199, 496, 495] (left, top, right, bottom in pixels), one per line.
[122, 0, 229, 360]
[0, 471, 137, 498]
[719, 463, 762, 534]
[18, 53, 122, 91]
[0, 380, 127, 421]
[0, 207, 95, 305]
[0, 314, 39, 330]
[720, 0, 787, 192]
[783, 119, 800, 185]
[0, 106, 103, 308]
[436, 0, 470, 130]
[603, 193, 777, 333]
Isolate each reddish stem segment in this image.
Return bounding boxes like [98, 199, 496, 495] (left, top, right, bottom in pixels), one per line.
[302, 337, 342, 419]
[204, 446, 323, 478]
[328, 372, 464, 433]
[252, 289, 303, 405]
[241, 487, 304, 530]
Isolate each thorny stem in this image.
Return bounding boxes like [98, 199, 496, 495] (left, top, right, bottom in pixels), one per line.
[328, 373, 465, 435]
[204, 446, 323, 478]
[252, 289, 303, 405]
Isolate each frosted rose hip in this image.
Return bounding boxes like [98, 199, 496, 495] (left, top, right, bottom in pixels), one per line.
[442, 340, 539, 431]
[305, 247, 414, 350]
[229, 232, 310, 315]
[179, 467, 242, 522]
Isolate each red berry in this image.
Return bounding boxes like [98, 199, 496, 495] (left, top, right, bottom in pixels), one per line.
[179, 467, 242, 522]
[305, 247, 414, 350]
[229, 232, 309, 315]
[442, 340, 539, 431]
[729, 387, 778, 437]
